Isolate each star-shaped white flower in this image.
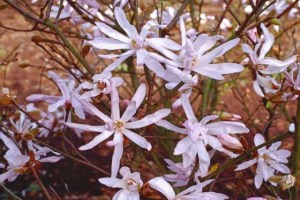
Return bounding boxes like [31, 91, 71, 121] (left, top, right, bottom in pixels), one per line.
[66, 83, 170, 177]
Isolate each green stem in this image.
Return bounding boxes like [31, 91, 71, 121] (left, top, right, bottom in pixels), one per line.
[292, 97, 300, 199]
[44, 19, 95, 76]
[201, 78, 212, 118]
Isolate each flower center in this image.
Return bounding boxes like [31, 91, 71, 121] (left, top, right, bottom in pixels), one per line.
[113, 120, 125, 133]
[97, 81, 107, 90]
[127, 178, 140, 191]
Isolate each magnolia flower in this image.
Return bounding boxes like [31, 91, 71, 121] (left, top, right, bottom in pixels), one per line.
[27, 71, 86, 120]
[99, 166, 142, 200]
[80, 71, 123, 99]
[149, 17, 244, 80]
[148, 177, 228, 200]
[242, 23, 296, 74]
[66, 83, 170, 177]
[253, 72, 281, 97]
[0, 132, 30, 183]
[157, 94, 249, 176]
[235, 134, 291, 188]
[284, 63, 300, 92]
[164, 159, 194, 187]
[88, 7, 179, 72]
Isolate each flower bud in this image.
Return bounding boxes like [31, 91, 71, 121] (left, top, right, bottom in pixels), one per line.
[218, 134, 244, 150]
[213, 111, 241, 121]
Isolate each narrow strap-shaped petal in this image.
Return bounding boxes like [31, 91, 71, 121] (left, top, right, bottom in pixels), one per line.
[181, 94, 197, 122]
[174, 137, 191, 155]
[48, 71, 70, 101]
[95, 22, 131, 43]
[79, 99, 111, 123]
[79, 131, 114, 151]
[156, 120, 187, 134]
[130, 83, 146, 110]
[235, 158, 257, 171]
[110, 84, 120, 121]
[259, 23, 274, 59]
[65, 122, 106, 132]
[123, 129, 152, 150]
[88, 37, 131, 50]
[121, 101, 137, 123]
[197, 140, 210, 177]
[98, 177, 121, 187]
[125, 109, 170, 129]
[114, 7, 138, 39]
[111, 133, 124, 178]
[103, 50, 134, 72]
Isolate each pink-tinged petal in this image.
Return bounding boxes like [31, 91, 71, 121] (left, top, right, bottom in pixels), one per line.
[98, 177, 122, 187]
[182, 146, 197, 167]
[48, 71, 70, 101]
[156, 120, 187, 134]
[259, 23, 274, 59]
[174, 137, 192, 155]
[77, 100, 111, 123]
[48, 98, 65, 112]
[206, 121, 249, 135]
[111, 85, 120, 121]
[272, 149, 291, 161]
[121, 101, 137, 123]
[111, 133, 124, 178]
[65, 123, 106, 132]
[114, 7, 138, 39]
[136, 48, 147, 66]
[253, 80, 264, 97]
[148, 177, 176, 200]
[123, 129, 151, 150]
[125, 109, 171, 129]
[269, 141, 281, 151]
[0, 169, 15, 183]
[267, 160, 290, 174]
[80, 81, 94, 89]
[254, 172, 264, 189]
[193, 67, 225, 80]
[200, 115, 219, 126]
[39, 156, 62, 163]
[95, 22, 131, 43]
[112, 77, 124, 87]
[235, 158, 257, 171]
[103, 50, 134, 72]
[181, 94, 197, 122]
[218, 134, 244, 150]
[247, 197, 267, 200]
[258, 56, 297, 74]
[197, 140, 210, 176]
[79, 131, 114, 151]
[254, 134, 265, 146]
[88, 37, 131, 50]
[26, 94, 60, 103]
[147, 38, 181, 51]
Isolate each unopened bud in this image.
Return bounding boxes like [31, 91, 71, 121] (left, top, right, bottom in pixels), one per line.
[81, 45, 90, 57]
[218, 134, 244, 150]
[213, 111, 241, 121]
[269, 18, 281, 26]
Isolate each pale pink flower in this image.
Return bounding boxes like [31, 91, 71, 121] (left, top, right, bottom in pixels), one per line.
[157, 94, 249, 176]
[242, 23, 296, 74]
[253, 72, 281, 97]
[27, 71, 87, 120]
[148, 177, 228, 200]
[164, 159, 193, 187]
[66, 83, 170, 177]
[99, 166, 142, 200]
[235, 134, 291, 189]
[80, 71, 123, 99]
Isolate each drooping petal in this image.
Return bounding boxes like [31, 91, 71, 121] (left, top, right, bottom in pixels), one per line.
[123, 129, 152, 151]
[197, 140, 211, 176]
[79, 131, 114, 151]
[148, 177, 176, 200]
[111, 133, 124, 178]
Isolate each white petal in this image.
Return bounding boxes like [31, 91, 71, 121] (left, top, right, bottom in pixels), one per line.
[95, 22, 131, 43]
[98, 177, 122, 187]
[181, 94, 197, 122]
[156, 120, 187, 134]
[79, 100, 111, 123]
[121, 101, 137, 123]
[111, 133, 124, 178]
[148, 177, 176, 200]
[48, 71, 70, 101]
[130, 83, 146, 109]
[197, 140, 210, 176]
[235, 158, 257, 171]
[114, 7, 138, 39]
[125, 109, 170, 129]
[89, 37, 131, 50]
[65, 123, 106, 132]
[174, 137, 192, 155]
[111, 86, 120, 121]
[79, 131, 114, 151]
[123, 129, 152, 151]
